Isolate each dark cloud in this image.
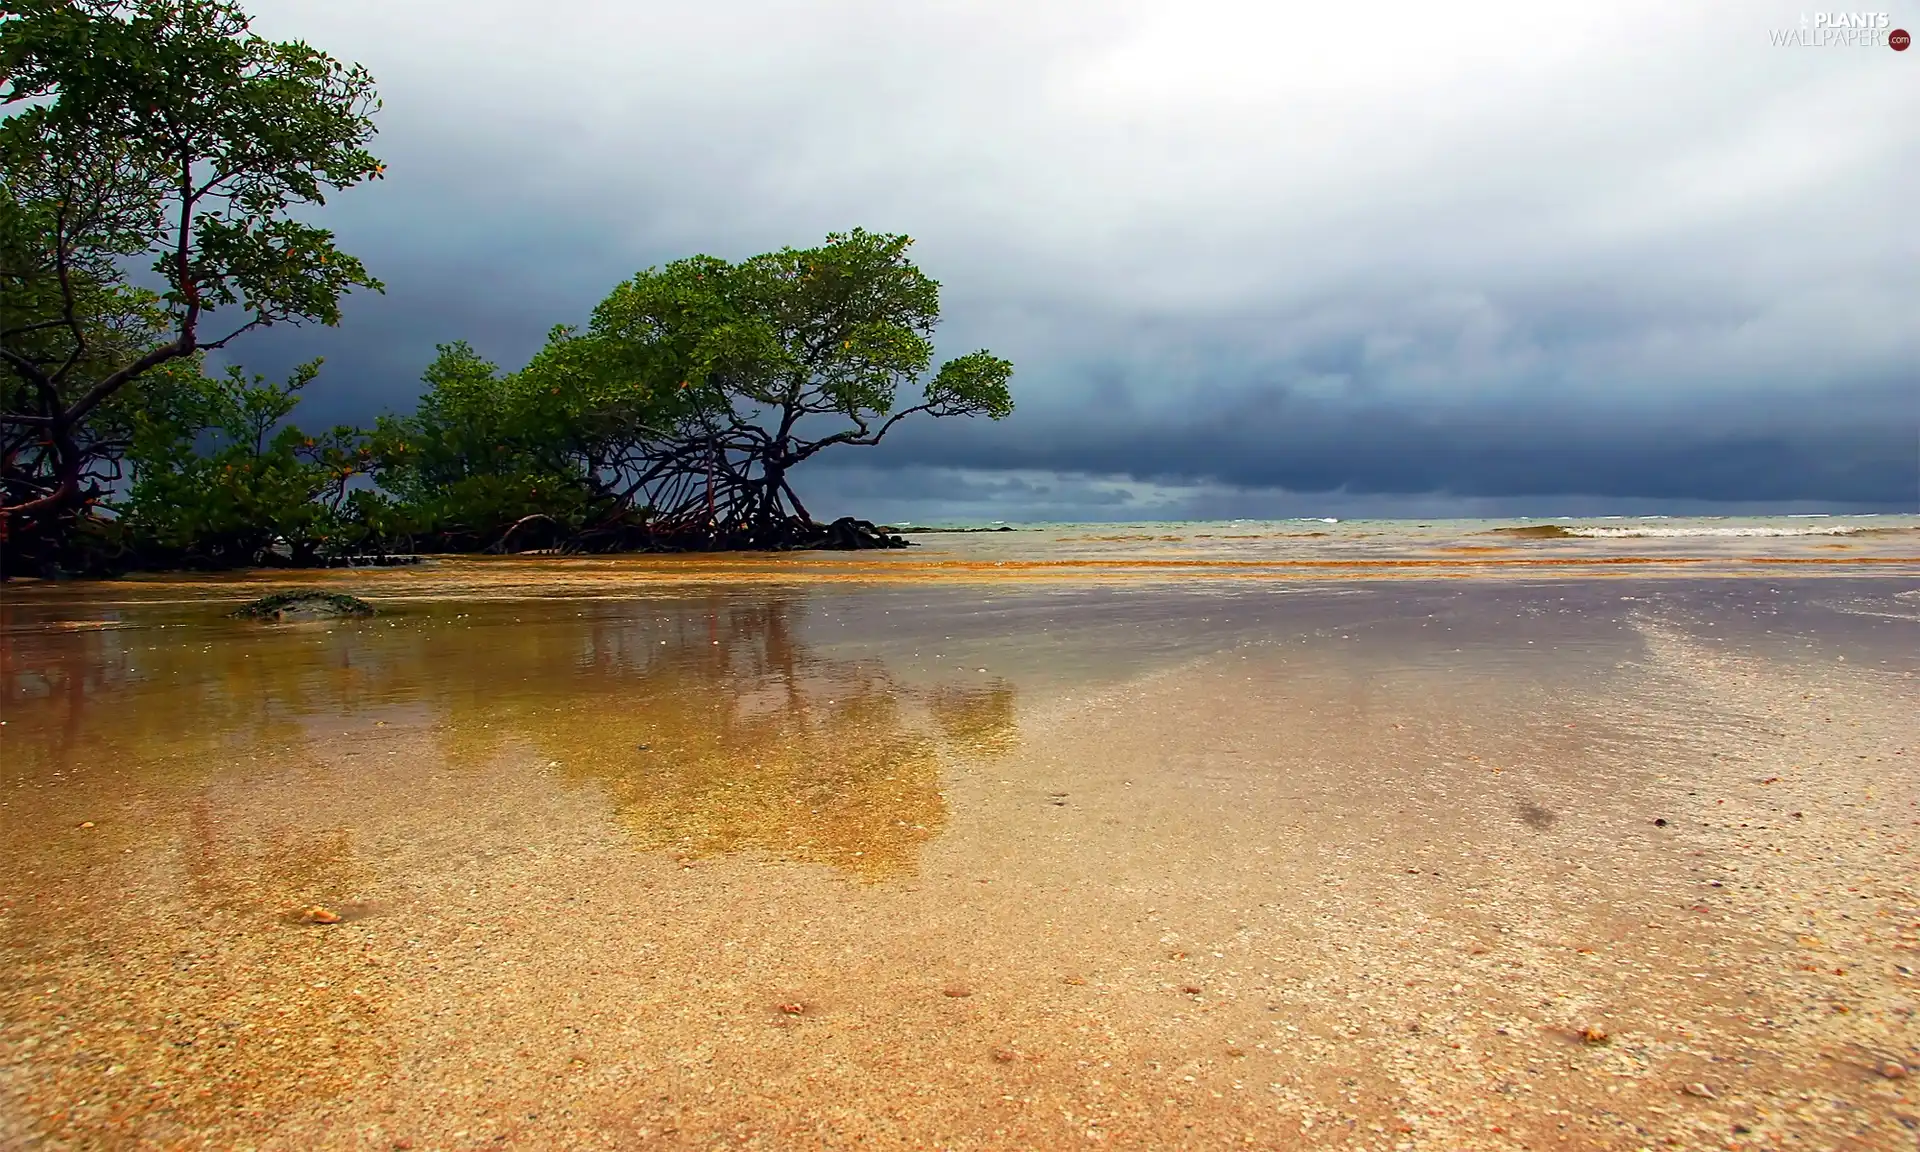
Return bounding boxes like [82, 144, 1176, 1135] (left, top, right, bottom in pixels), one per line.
[221, 0, 1917, 518]
[862, 385, 1915, 507]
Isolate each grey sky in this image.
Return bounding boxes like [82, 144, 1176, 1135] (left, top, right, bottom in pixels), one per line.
[236, 0, 1918, 519]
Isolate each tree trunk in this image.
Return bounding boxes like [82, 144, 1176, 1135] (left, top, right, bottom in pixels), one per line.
[0, 419, 85, 579]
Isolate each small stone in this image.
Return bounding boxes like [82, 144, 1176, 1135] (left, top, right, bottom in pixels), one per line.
[233, 591, 374, 621]
[1881, 1061, 1908, 1079]
[1062, 975, 1088, 986]
[303, 906, 342, 924]
[78, 821, 95, 829]
[1181, 984, 1204, 995]
[1580, 1027, 1609, 1045]
[1683, 1082, 1716, 1099]
[1653, 818, 1667, 827]
[777, 1002, 805, 1016]
[943, 985, 973, 998]
[991, 1048, 1017, 1063]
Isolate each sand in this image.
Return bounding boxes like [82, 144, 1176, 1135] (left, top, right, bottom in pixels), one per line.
[1, 577, 1916, 1149]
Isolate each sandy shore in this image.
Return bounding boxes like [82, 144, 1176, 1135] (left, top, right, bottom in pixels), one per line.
[2, 578, 1916, 1149]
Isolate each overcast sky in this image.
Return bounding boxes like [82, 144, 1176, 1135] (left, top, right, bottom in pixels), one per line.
[235, 0, 1918, 521]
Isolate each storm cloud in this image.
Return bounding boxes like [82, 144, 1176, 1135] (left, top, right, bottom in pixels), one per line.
[230, 0, 1918, 517]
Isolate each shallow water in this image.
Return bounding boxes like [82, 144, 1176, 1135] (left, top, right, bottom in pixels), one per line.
[5, 577, 1915, 880]
[2, 572, 1917, 1148]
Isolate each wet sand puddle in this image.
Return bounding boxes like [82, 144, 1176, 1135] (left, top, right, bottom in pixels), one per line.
[2, 577, 1916, 1148]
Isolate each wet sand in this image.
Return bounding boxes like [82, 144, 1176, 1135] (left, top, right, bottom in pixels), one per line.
[0, 514, 1915, 609]
[2, 575, 1917, 1149]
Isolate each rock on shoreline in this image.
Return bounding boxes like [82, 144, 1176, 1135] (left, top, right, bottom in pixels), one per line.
[231, 591, 376, 621]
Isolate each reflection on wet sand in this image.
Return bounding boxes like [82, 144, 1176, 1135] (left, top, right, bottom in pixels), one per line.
[928, 682, 1021, 759]
[4, 591, 1015, 880]
[0, 590, 1020, 1145]
[422, 597, 984, 878]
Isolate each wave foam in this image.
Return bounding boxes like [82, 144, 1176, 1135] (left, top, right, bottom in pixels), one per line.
[1563, 525, 1909, 539]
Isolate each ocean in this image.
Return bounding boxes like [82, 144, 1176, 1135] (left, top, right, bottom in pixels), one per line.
[884, 513, 1920, 570]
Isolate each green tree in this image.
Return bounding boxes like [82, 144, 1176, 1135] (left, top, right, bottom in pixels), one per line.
[0, 0, 382, 575]
[561, 228, 1014, 546]
[119, 358, 374, 566]
[365, 341, 610, 551]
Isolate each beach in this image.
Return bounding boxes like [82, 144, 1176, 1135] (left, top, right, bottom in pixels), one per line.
[2, 521, 1917, 1149]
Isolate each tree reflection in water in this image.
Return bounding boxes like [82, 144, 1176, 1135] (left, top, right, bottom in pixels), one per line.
[425, 592, 989, 878]
[3, 590, 1020, 879]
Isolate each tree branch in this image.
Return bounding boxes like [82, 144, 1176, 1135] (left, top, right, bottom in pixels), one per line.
[59, 336, 194, 428]
[786, 402, 932, 466]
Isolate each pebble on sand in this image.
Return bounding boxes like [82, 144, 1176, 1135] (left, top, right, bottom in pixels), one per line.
[302, 906, 342, 924]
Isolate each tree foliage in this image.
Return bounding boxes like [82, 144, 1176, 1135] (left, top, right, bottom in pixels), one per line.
[0, 0, 382, 575]
[364, 341, 609, 551]
[534, 229, 1015, 547]
[24, 227, 1012, 571]
[119, 358, 376, 566]
[357, 230, 1013, 555]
